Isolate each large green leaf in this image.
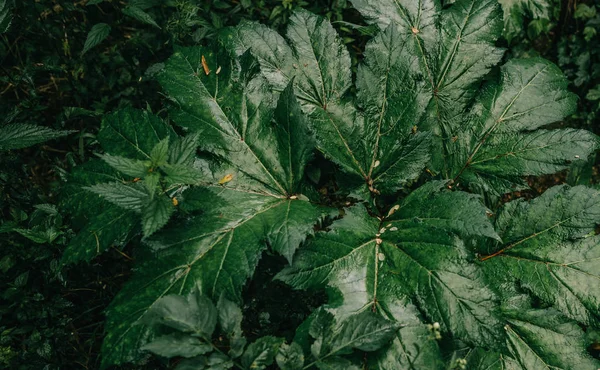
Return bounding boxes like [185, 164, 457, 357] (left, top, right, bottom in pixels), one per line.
[482, 185, 600, 326]
[503, 309, 600, 369]
[100, 42, 327, 368]
[222, 10, 433, 196]
[447, 58, 591, 198]
[157, 46, 313, 197]
[97, 107, 173, 160]
[279, 193, 502, 355]
[101, 188, 324, 367]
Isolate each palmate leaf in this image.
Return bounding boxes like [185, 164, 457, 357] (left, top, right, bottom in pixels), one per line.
[222, 9, 432, 196]
[100, 44, 328, 367]
[482, 185, 600, 326]
[503, 309, 599, 369]
[226, 1, 598, 200]
[447, 58, 594, 199]
[90, 3, 600, 369]
[278, 187, 503, 365]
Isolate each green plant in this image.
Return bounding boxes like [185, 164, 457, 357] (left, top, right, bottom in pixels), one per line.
[498, 0, 560, 43]
[62, 1, 600, 369]
[141, 288, 399, 369]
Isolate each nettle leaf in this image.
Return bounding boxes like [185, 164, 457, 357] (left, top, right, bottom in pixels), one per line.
[97, 107, 174, 160]
[141, 195, 174, 237]
[0, 123, 72, 151]
[61, 161, 138, 264]
[482, 185, 600, 326]
[82, 23, 111, 55]
[85, 182, 149, 211]
[100, 43, 328, 367]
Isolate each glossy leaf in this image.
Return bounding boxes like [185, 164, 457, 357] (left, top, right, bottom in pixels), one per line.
[448, 59, 583, 196]
[279, 202, 502, 352]
[482, 185, 600, 325]
[504, 309, 600, 369]
[97, 107, 173, 160]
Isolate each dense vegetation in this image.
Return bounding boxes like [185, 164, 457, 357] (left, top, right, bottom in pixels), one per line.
[1, 1, 600, 369]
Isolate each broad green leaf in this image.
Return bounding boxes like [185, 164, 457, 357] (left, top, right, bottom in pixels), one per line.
[100, 154, 149, 178]
[61, 160, 138, 264]
[0, 124, 72, 151]
[224, 12, 432, 195]
[169, 133, 200, 166]
[85, 182, 149, 212]
[157, 47, 313, 197]
[222, 9, 351, 110]
[351, 0, 504, 117]
[141, 333, 212, 358]
[276, 342, 304, 370]
[97, 107, 173, 160]
[216, 295, 246, 358]
[122, 6, 160, 28]
[504, 309, 600, 369]
[142, 291, 218, 336]
[82, 23, 110, 55]
[482, 185, 600, 325]
[141, 195, 174, 237]
[387, 181, 500, 240]
[349, 0, 440, 53]
[448, 58, 582, 198]
[285, 9, 352, 110]
[150, 138, 169, 167]
[101, 188, 325, 367]
[241, 336, 285, 370]
[279, 204, 501, 351]
[498, 0, 553, 43]
[323, 310, 400, 356]
[273, 80, 315, 194]
[433, 0, 504, 113]
[207, 352, 234, 369]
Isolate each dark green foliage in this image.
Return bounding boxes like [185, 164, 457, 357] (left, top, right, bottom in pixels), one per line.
[140, 289, 399, 370]
[3, 0, 600, 369]
[73, 1, 600, 369]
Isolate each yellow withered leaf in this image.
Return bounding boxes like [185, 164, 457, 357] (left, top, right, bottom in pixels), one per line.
[172, 197, 179, 206]
[218, 174, 233, 184]
[201, 55, 210, 75]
